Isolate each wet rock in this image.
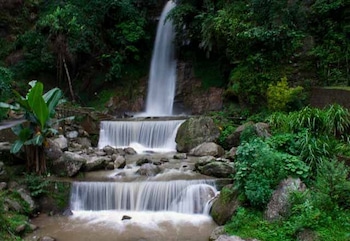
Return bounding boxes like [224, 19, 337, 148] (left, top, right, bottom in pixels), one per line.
[84, 156, 110, 171]
[137, 163, 161, 176]
[52, 151, 87, 177]
[95, 150, 107, 156]
[210, 185, 240, 225]
[103, 145, 116, 155]
[173, 153, 187, 159]
[195, 156, 216, 170]
[176, 116, 220, 153]
[113, 154, 126, 169]
[264, 177, 306, 221]
[62, 208, 73, 216]
[189, 142, 225, 157]
[124, 147, 137, 155]
[39, 236, 56, 241]
[106, 162, 115, 170]
[136, 158, 152, 166]
[122, 215, 132, 220]
[209, 226, 227, 241]
[160, 157, 169, 163]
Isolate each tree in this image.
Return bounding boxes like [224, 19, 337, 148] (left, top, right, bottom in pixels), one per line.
[0, 81, 66, 174]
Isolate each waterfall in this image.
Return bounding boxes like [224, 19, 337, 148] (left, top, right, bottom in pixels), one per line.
[144, 1, 177, 116]
[98, 119, 184, 152]
[70, 180, 217, 214]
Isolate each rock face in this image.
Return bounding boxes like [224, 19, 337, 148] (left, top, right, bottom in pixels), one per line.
[189, 142, 225, 157]
[264, 177, 306, 221]
[198, 161, 235, 178]
[210, 185, 240, 225]
[176, 116, 220, 153]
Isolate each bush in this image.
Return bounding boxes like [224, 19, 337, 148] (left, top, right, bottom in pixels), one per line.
[267, 77, 304, 112]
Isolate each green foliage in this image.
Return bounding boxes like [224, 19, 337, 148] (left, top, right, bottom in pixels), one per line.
[23, 173, 50, 198]
[267, 77, 304, 112]
[313, 160, 350, 210]
[217, 124, 235, 150]
[0, 66, 13, 120]
[239, 125, 258, 144]
[235, 139, 288, 208]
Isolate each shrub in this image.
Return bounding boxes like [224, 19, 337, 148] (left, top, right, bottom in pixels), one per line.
[267, 77, 304, 112]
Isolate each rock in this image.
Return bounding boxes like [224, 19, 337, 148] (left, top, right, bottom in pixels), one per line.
[28, 223, 38, 231]
[44, 139, 63, 161]
[0, 161, 9, 182]
[174, 153, 187, 159]
[5, 198, 22, 212]
[264, 177, 306, 221]
[17, 187, 38, 213]
[137, 163, 161, 176]
[209, 226, 227, 241]
[210, 185, 240, 225]
[84, 156, 110, 171]
[95, 150, 107, 156]
[122, 215, 132, 220]
[189, 142, 225, 157]
[113, 154, 126, 169]
[225, 147, 237, 160]
[195, 156, 216, 170]
[15, 224, 26, 233]
[136, 158, 152, 166]
[103, 145, 116, 155]
[225, 122, 254, 147]
[176, 116, 220, 153]
[106, 162, 115, 170]
[76, 137, 92, 148]
[254, 122, 271, 139]
[66, 130, 79, 139]
[62, 208, 73, 216]
[160, 157, 169, 163]
[39, 236, 56, 241]
[124, 147, 137, 155]
[296, 229, 318, 241]
[198, 161, 235, 178]
[0, 182, 7, 191]
[52, 135, 68, 150]
[52, 151, 87, 177]
[216, 235, 244, 241]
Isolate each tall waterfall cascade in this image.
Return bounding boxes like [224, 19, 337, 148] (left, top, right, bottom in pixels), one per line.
[98, 119, 185, 152]
[70, 180, 217, 214]
[144, 1, 177, 116]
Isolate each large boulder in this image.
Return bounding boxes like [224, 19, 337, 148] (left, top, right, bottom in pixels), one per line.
[176, 117, 220, 153]
[264, 177, 306, 221]
[210, 185, 240, 225]
[225, 122, 254, 147]
[52, 152, 87, 177]
[136, 163, 161, 177]
[189, 142, 225, 157]
[44, 139, 63, 161]
[52, 135, 68, 150]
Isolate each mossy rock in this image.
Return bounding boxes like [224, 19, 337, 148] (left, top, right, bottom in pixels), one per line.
[175, 116, 220, 153]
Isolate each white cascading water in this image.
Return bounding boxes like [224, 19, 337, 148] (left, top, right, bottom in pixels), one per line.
[143, 0, 177, 116]
[98, 119, 185, 152]
[70, 180, 217, 214]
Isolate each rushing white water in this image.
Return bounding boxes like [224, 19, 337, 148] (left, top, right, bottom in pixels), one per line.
[70, 180, 217, 214]
[98, 119, 185, 153]
[144, 0, 177, 116]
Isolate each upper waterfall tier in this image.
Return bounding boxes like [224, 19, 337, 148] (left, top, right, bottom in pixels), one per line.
[144, 1, 177, 116]
[98, 119, 185, 153]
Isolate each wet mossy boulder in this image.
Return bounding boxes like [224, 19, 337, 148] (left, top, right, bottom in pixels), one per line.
[175, 116, 220, 153]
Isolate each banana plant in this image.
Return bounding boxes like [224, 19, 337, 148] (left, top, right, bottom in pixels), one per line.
[0, 80, 67, 174]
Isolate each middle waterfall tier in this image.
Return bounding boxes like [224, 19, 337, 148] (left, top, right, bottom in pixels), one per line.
[98, 120, 185, 153]
[70, 180, 217, 214]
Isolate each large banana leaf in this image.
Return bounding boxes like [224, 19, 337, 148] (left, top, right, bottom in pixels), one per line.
[27, 82, 49, 130]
